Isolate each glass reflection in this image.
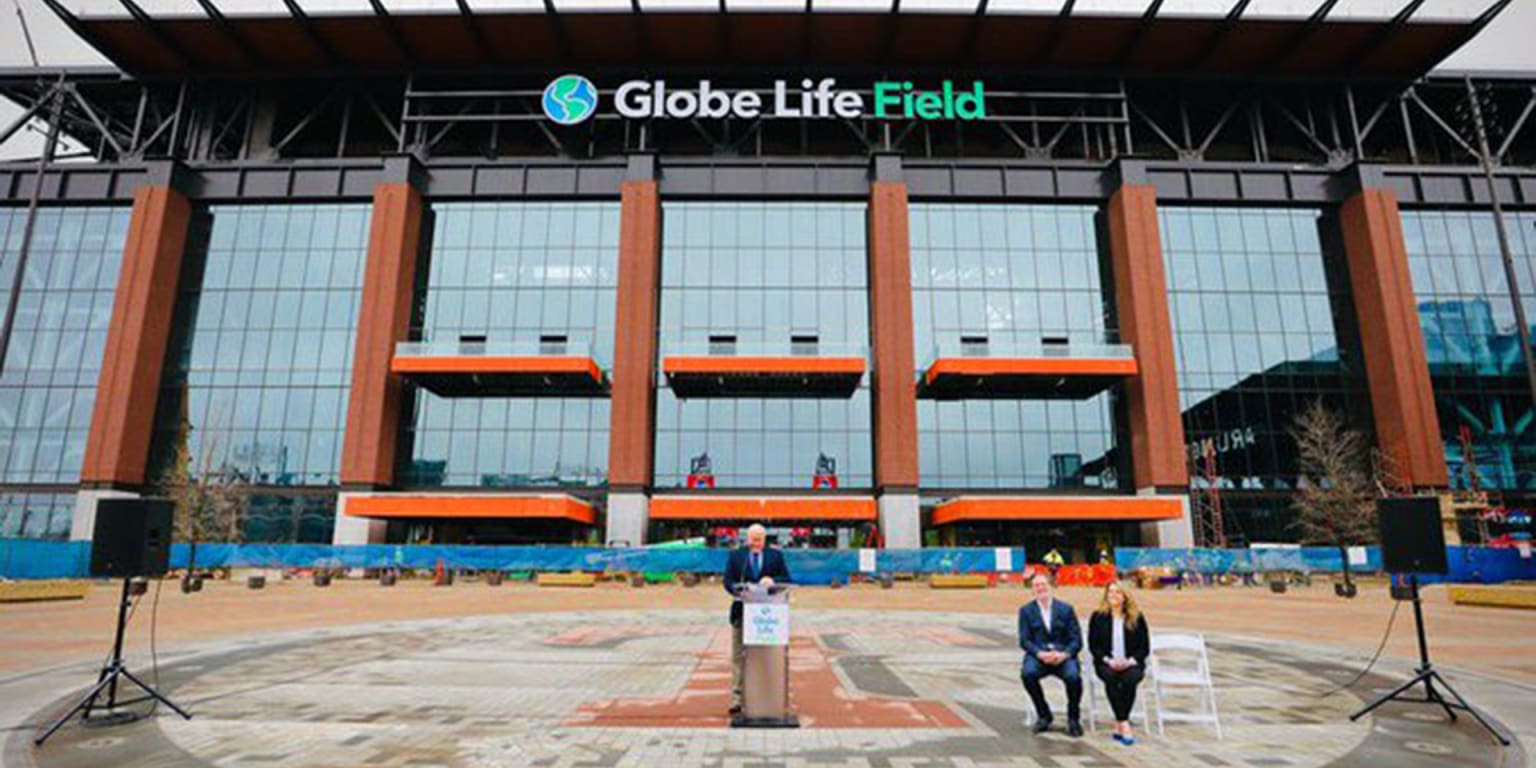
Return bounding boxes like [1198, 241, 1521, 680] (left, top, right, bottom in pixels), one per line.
[0, 208, 127, 493]
[401, 202, 619, 487]
[1162, 207, 1367, 525]
[911, 204, 1121, 489]
[153, 205, 370, 491]
[654, 203, 872, 488]
[1403, 210, 1535, 492]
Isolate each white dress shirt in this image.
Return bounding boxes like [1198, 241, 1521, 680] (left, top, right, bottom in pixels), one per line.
[1039, 599, 1053, 634]
[1111, 615, 1126, 662]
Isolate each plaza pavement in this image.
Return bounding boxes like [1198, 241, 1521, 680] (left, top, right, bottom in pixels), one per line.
[0, 579, 1531, 767]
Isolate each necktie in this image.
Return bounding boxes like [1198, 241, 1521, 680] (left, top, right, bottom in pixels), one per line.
[752, 553, 761, 578]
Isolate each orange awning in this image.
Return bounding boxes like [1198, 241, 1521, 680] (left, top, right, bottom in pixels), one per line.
[650, 496, 877, 522]
[345, 494, 597, 525]
[390, 355, 608, 397]
[932, 496, 1184, 525]
[922, 357, 1137, 385]
[662, 356, 866, 398]
[392, 355, 603, 382]
[919, 356, 1137, 400]
[662, 356, 866, 376]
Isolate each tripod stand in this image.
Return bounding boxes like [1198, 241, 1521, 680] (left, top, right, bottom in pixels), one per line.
[35, 578, 193, 747]
[1349, 574, 1509, 746]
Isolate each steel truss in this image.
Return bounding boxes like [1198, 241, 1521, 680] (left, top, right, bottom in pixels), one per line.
[0, 71, 1534, 207]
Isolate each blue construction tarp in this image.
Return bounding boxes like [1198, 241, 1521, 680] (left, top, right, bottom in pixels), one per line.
[165, 544, 1025, 586]
[1419, 546, 1536, 585]
[1116, 547, 1382, 574]
[0, 539, 90, 580]
[1, 540, 1026, 585]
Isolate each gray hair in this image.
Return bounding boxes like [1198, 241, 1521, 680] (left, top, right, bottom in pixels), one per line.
[746, 524, 767, 537]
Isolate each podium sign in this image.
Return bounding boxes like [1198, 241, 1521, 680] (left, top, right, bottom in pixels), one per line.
[744, 603, 789, 646]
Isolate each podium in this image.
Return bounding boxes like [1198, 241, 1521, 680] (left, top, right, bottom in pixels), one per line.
[733, 584, 799, 728]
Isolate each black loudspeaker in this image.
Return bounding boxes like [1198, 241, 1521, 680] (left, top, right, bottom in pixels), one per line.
[1377, 497, 1449, 575]
[90, 499, 175, 578]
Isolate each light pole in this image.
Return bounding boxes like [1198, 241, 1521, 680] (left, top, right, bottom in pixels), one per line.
[1463, 76, 1536, 408]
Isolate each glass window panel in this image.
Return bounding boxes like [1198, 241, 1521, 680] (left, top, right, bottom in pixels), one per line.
[1162, 206, 1365, 497]
[0, 207, 128, 493]
[1403, 210, 1536, 492]
[653, 203, 871, 488]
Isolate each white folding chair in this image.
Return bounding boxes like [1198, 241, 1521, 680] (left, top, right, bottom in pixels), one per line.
[1149, 632, 1222, 739]
[1081, 619, 1150, 733]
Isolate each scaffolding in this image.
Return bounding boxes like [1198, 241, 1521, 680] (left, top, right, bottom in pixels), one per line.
[1191, 441, 1227, 550]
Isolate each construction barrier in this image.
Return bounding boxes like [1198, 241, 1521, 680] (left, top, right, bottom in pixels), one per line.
[1115, 547, 1384, 575]
[1116, 546, 1536, 585]
[0, 539, 92, 580]
[0, 540, 1027, 586]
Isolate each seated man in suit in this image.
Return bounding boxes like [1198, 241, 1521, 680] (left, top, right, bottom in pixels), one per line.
[723, 523, 791, 715]
[1018, 570, 1084, 736]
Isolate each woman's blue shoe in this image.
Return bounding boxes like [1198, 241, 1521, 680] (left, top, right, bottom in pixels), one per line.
[1111, 733, 1125, 744]
[1120, 735, 1137, 746]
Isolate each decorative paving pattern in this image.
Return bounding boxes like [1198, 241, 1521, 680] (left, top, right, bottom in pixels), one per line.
[14, 610, 1524, 768]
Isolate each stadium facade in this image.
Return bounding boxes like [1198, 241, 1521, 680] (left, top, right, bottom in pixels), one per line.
[0, 0, 1531, 556]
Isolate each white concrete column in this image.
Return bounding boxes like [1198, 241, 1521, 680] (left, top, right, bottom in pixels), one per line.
[332, 492, 388, 545]
[878, 492, 921, 549]
[605, 492, 648, 546]
[1139, 492, 1194, 548]
[71, 489, 138, 541]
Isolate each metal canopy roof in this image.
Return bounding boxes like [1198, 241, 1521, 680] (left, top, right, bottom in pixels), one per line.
[40, 0, 1511, 80]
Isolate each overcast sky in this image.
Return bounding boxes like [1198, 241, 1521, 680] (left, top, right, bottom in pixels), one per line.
[1, 0, 1533, 159]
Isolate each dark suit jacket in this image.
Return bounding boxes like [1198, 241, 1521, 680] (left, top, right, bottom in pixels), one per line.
[1017, 599, 1083, 661]
[723, 547, 792, 626]
[1087, 611, 1150, 667]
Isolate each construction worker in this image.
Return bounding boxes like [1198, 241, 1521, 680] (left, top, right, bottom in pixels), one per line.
[1044, 548, 1065, 579]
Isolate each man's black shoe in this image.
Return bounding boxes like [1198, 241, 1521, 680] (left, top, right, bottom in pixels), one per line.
[1031, 718, 1052, 734]
[729, 704, 742, 716]
[1066, 720, 1084, 738]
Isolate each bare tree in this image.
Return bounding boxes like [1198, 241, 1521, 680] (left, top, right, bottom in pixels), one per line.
[1290, 400, 1378, 594]
[157, 393, 248, 585]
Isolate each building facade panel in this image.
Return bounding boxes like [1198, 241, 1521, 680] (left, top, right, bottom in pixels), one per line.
[653, 202, 873, 490]
[1402, 209, 1536, 494]
[1163, 206, 1372, 542]
[911, 203, 1123, 490]
[0, 208, 129, 488]
[147, 204, 371, 541]
[399, 201, 620, 490]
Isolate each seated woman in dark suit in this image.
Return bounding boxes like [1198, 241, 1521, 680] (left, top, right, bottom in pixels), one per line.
[1088, 580, 1150, 745]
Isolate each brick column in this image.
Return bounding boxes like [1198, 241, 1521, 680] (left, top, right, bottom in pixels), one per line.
[334, 157, 426, 545]
[340, 157, 425, 488]
[74, 163, 194, 539]
[1338, 173, 1448, 489]
[868, 155, 921, 548]
[1104, 163, 1191, 547]
[605, 155, 661, 546]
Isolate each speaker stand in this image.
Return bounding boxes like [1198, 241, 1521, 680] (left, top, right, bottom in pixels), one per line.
[1349, 575, 1509, 746]
[34, 578, 192, 747]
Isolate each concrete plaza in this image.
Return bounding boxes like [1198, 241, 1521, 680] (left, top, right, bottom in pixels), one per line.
[0, 580, 1531, 767]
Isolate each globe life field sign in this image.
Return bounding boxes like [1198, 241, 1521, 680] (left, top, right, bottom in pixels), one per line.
[541, 76, 987, 124]
[543, 75, 599, 125]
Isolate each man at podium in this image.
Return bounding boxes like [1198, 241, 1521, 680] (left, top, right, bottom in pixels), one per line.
[724, 523, 792, 715]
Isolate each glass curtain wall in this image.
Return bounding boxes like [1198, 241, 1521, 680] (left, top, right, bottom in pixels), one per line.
[1161, 207, 1368, 542]
[399, 202, 619, 489]
[1403, 210, 1535, 494]
[154, 205, 371, 542]
[653, 202, 873, 489]
[910, 204, 1122, 490]
[0, 207, 127, 539]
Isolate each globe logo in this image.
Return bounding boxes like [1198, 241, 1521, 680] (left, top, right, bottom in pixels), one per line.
[543, 75, 598, 126]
